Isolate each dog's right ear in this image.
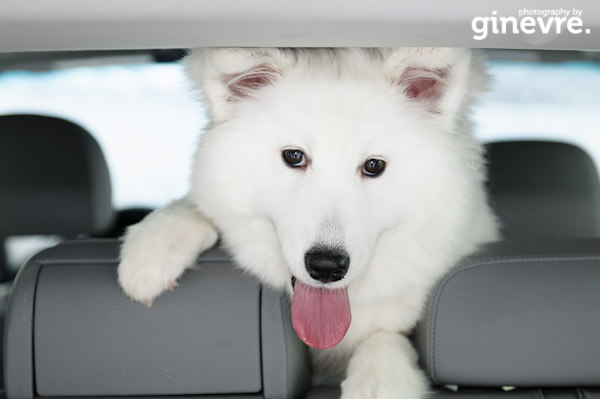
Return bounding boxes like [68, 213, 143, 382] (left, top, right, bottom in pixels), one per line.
[184, 48, 293, 121]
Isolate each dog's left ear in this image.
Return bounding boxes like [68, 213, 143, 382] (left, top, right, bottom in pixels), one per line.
[184, 48, 294, 121]
[382, 48, 487, 125]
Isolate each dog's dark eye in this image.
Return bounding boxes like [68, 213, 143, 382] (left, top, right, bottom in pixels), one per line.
[282, 149, 307, 168]
[362, 159, 386, 177]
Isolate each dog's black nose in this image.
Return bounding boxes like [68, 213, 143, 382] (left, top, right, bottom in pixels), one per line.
[304, 249, 349, 284]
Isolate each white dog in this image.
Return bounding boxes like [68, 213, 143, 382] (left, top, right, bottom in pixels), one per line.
[118, 48, 498, 398]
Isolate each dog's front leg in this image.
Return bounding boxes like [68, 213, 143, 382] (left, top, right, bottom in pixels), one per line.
[118, 197, 218, 306]
[341, 330, 428, 399]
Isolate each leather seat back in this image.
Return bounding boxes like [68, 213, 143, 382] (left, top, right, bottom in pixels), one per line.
[486, 141, 600, 239]
[415, 239, 600, 395]
[3, 240, 311, 399]
[0, 114, 115, 280]
[0, 114, 114, 237]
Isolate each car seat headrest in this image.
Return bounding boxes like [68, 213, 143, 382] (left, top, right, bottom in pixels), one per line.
[486, 140, 600, 240]
[0, 114, 114, 236]
[415, 239, 600, 387]
[3, 240, 311, 399]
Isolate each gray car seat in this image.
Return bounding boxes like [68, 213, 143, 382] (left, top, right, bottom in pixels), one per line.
[486, 140, 600, 239]
[4, 240, 311, 399]
[4, 140, 600, 398]
[0, 114, 115, 278]
[0, 114, 116, 393]
[414, 239, 600, 398]
[4, 239, 600, 399]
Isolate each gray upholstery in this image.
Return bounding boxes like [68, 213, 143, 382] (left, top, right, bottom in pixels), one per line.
[415, 239, 600, 388]
[429, 388, 600, 398]
[306, 386, 600, 398]
[0, 114, 114, 236]
[486, 141, 600, 239]
[3, 239, 311, 399]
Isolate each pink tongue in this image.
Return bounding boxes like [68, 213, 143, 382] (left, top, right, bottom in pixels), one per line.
[291, 281, 351, 349]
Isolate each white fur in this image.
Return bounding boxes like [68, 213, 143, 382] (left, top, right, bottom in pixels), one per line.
[118, 48, 499, 398]
[118, 198, 218, 305]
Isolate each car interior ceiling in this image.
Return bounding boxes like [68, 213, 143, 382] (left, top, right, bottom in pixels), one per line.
[1, 49, 600, 398]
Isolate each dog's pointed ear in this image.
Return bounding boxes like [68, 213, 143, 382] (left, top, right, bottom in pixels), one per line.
[223, 63, 280, 100]
[184, 48, 293, 121]
[400, 66, 448, 105]
[382, 48, 488, 125]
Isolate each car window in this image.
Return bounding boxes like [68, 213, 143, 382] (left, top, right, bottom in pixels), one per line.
[0, 62, 205, 209]
[475, 60, 600, 172]
[1, 58, 599, 211]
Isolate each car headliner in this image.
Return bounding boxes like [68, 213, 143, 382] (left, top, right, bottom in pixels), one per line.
[1, 0, 599, 52]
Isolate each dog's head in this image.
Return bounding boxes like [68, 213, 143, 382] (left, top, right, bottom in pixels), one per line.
[185, 48, 491, 348]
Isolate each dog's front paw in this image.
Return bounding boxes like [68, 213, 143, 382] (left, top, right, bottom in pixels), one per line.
[340, 331, 428, 399]
[341, 371, 426, 399]
[117, 199, 218, 306]
[118, 235, 178, 307]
